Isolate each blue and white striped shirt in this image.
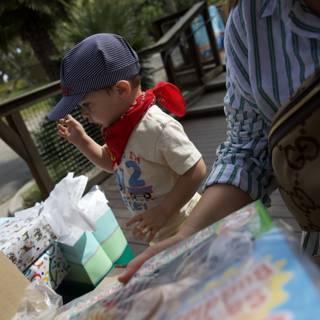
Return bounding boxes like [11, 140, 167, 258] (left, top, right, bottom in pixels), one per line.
[205, 0, 320, 205]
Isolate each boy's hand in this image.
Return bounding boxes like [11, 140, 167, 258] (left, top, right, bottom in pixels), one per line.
[57, 115, 87, 146]
[126, 205, 171, 242]
[118, 233, 185, 284]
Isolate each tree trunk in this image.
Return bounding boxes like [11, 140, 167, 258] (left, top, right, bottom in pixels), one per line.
[21, 13, 60, 81]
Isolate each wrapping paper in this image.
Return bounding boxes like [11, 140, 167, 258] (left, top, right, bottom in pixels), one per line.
[0, 216, 57, 271]
[55, 201, 320, 320]
[24, 243, 69, 290]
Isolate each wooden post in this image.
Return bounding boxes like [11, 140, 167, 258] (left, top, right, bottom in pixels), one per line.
[161, 50, 178, 84]
[5, 112, 54, 198]
[0, 119, 28, 161]
[152, 20, 164, 41]
[202, 5, 222, 66]
[186, 26, 205, 85]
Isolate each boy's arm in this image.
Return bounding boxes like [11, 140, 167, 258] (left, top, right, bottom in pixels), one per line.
[75, 136, 114, 173]
[127, 158, 206, 241]
[57, 115, 113, 173]
[160, 158, 206, 219]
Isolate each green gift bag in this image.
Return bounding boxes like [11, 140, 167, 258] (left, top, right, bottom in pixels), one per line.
[59, 232, 113, 286]
[93, 207, 135, 267]
[59, 206, 134, 286]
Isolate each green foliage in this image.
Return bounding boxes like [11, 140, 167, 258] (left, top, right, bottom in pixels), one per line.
[0, 0, 73, 52]
[0, 0, 76, 81]
[175, 0, 198, 10]
[59, 0, 161, 52]
[0, 39, 49, 100]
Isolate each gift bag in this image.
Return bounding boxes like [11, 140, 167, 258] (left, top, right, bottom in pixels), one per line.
[41, 174, 134, 286]
[0, 217, 11, 227]
[59, 205, 134, 286]
[59, 232, 113, 286]
[93, 206, 135, 267]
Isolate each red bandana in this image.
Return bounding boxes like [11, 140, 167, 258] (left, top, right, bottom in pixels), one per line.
[102, 82, 186, 167]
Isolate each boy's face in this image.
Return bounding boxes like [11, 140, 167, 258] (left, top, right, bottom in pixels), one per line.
[78, 85, 130, 127]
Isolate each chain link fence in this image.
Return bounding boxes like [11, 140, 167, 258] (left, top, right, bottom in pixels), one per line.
[21, 96, 103, 183]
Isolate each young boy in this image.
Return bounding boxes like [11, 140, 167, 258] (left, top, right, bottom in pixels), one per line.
[48, 33, 206, 243]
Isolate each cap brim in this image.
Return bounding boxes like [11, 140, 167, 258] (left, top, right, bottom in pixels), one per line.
[47, 94, 84, 121]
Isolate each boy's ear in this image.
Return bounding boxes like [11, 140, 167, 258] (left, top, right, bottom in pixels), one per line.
[114, 80, 131, 97]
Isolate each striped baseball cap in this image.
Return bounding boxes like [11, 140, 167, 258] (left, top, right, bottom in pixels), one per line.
[48, 33, 140, 120]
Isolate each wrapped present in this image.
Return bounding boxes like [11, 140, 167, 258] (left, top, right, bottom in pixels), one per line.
[0, 215, 57, 272]
[152, 229, 320, 320]
[0, 217, 11, 227]
[54, 201, 320, 320]
[24, 243, 69, 290]
[134, 200, 272, 278]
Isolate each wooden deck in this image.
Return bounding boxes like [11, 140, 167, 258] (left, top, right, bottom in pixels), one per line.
[100, 92, 302, 256]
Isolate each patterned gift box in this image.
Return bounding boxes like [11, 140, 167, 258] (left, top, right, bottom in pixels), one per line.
[24, 243, 69, 290]
[0, 216, 57, 271]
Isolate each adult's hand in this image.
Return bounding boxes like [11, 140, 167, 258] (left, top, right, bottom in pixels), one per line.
[118, 233, 185, 284]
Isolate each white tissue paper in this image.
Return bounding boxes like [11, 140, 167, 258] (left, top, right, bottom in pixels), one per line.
[41, 173, 109, 246]
[14, 202, 43, 219]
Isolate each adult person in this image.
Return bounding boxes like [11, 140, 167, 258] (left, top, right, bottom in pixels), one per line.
[119, 0, 320, 283]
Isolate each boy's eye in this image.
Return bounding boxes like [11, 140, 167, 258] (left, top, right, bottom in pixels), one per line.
[79, 102, 92, 112]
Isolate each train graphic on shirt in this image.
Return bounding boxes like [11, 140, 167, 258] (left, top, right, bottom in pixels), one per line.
[115, 159, 154, 212]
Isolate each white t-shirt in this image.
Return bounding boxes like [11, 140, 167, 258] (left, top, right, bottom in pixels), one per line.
[113, 105, 202, 241]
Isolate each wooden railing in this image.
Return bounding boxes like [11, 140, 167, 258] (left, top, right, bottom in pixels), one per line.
[140, 1, 222, 90]
[0, 81, 109, 199]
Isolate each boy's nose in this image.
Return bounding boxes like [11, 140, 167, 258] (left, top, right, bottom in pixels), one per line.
[80, 106, 89, 117]
[80, 109, 91, 122]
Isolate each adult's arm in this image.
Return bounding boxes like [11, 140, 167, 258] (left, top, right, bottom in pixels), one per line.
[118, 183, 252, 283]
